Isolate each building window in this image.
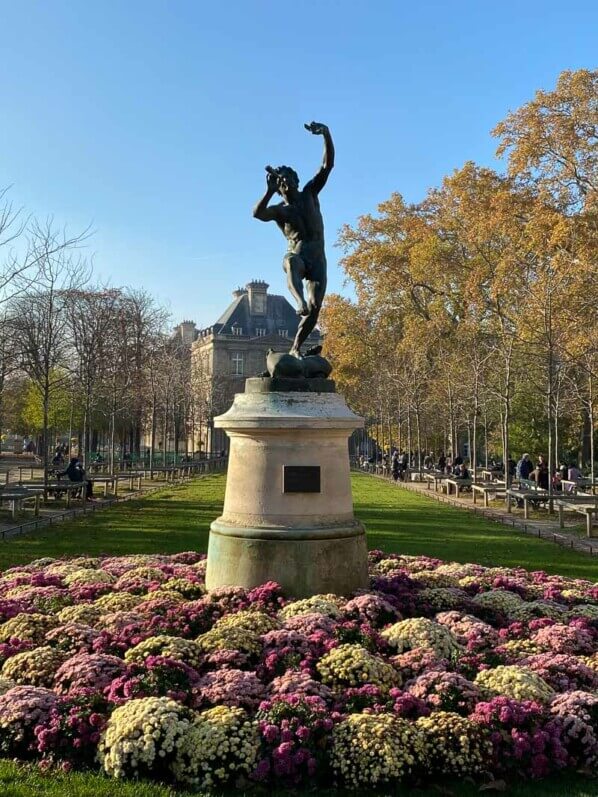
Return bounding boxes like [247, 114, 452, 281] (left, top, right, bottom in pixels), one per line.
[231, 353, 244, 376]
[232, 325, 242, 336]
[279, 329, 288, 338]
[256, 328, 266, 337]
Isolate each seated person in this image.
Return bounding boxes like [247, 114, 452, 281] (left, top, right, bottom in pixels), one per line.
[568, 463, 583, 483]
[59, 457, 94, 501]
[51, 450, 64, 468]
[459, 462, 471, 479]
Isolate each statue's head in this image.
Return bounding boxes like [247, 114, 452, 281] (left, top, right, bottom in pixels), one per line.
[274, 165, 299, 197]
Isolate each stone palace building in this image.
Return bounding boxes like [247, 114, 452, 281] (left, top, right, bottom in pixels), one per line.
[191, 279, 322, 454]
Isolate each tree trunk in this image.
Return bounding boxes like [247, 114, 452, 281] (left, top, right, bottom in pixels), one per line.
[589, 375, 595, 485]
[483, 402, 489, 469]
[415, 409, 422, 471]
[109, 405, 116, 476]
[149, 394, 156, 478]
[547, 351, 554, 513]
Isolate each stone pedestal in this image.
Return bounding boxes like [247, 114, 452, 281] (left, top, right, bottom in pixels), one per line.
[205, 381, 368, 598]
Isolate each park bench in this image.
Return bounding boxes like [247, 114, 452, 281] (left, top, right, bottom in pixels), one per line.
[89, 475, 116, 497]
[10, 465, 46, 485]
[445, 477, 473, 496]
[556, 493, 598, 537]
[471, 481, 506, 507]
[0, 486, 44, 520]
[113, 472, 143, 495]
[423, 472, 448, 492]
[479, 468, 504, 482]
[561, 478, 598, 496]
[506, 479, 550, 519]
[43, 480, 86, 506]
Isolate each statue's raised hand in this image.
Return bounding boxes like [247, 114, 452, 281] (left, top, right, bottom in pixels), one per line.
[265, 166, 279, 192]
[304, 121, 328, 136]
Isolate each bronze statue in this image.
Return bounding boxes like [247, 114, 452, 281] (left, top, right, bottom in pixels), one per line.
[253, 122, 334, 357]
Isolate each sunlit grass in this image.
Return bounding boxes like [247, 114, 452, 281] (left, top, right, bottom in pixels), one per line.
[0, 472, 596, 580]
[0, 760, 596, 797]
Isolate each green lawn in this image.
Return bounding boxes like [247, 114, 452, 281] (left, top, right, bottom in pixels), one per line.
[0, 761, 596, 797]
[0, 471, 596, 796]
[2, 760, 598, 797]
[0, 472, 596, 579]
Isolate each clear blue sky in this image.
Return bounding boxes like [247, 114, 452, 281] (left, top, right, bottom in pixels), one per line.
[1, 0, 596, 328]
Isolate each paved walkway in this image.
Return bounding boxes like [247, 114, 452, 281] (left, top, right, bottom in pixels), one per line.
[357, 469, 598, 558]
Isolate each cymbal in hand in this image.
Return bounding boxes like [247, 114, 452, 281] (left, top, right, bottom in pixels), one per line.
[304, 121, 328, 135]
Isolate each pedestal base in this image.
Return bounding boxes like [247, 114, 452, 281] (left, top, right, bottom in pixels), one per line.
[204, 386, 368, 599]
[206, 521, 368, 598]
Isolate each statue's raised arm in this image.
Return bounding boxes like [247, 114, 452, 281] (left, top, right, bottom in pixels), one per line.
[304, 122, 334, 194]
[252, 121, 334, 358]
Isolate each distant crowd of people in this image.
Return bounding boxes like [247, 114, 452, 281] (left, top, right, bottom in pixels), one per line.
[358, 448, 587, 490]
[358, 450, 472, 482]
[515, 453, 584, 492]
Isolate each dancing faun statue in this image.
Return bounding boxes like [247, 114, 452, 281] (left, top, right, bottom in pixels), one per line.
[253, 122, 334, 358]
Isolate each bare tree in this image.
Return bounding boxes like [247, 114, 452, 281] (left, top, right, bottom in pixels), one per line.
[97, 289, 168, 473]
[9, 221, 90, 476]
[65, 286, 121, 466]
[0, 309, 19, 453]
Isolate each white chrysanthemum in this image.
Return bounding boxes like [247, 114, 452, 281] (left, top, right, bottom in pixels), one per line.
[331, 713, 424, 787]
[99, 697, 194, 779]
[317, 643, 400, 690]
[279, 594, 344, 620]
[381, 618, 461, 659]
[172, 705, 259, 787]
[475, 665, 554, 703]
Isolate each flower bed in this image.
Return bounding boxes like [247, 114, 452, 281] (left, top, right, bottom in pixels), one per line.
[0, 550, 595, 789]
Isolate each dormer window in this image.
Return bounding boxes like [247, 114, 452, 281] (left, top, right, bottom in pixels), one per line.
[252, 293, 266, 315]
[279, 329, 288, 338]
[256, 328, 267, 337]
[231, 324, 242, 336]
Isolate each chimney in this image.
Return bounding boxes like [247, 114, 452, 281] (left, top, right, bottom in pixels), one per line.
[246, 279, 268, 315]
[232, 287, 247, 299]
[178, 320, 197, 344]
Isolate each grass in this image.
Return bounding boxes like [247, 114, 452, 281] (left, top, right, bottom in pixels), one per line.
[350, 473, 598, 580]
[1, 472, 595, 579]
[0, 761, 596, 797]
[0, 470, 596, 796]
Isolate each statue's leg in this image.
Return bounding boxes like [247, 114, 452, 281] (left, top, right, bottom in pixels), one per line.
[283, 254, 308, 316]
[290, 277, 326, 356]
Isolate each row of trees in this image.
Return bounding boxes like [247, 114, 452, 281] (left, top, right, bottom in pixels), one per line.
[0, 200, 216, 474]
[321, 69, 598, 491]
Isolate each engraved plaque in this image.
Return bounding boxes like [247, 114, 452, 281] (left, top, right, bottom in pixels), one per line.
[283, 465, 321, 493]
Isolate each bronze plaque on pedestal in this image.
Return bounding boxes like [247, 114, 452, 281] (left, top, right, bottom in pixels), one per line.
[283, 466, 321, 493]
